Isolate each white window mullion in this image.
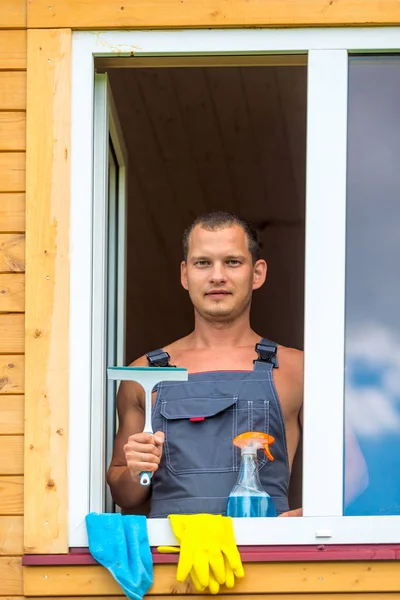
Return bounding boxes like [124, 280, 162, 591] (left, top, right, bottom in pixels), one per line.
[302, 49, 348, 518]
[108, 89, 128, 370]
[90, 74, 110, 515]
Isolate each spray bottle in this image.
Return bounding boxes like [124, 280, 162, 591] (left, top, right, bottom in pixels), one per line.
[226, 432, 277, 518]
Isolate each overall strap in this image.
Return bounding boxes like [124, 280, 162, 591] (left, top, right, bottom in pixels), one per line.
[145, 348, 175, 368]
[253, 337, 279, 371]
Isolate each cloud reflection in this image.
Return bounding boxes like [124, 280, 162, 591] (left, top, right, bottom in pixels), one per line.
[346, 326, 400, 438]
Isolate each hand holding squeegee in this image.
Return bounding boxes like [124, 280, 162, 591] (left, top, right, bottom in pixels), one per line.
[107, 366, 188, 486]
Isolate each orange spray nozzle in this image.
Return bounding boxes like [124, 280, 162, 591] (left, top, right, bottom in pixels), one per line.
[233, 431, 275, 461]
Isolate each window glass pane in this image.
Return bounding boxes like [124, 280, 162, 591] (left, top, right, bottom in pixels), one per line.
[344, 56, 400, 516]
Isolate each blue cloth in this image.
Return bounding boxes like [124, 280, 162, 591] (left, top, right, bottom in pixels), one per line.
[85, 513, 153, 600]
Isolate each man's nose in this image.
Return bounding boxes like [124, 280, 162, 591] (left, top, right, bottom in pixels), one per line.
[209, 263, 227, 283]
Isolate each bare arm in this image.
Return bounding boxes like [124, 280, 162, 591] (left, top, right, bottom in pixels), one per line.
[279, 348, 304, 517]
[106, 359, 164, 511]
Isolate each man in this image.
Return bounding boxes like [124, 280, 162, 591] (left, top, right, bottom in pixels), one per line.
[107, 212, 303, 517]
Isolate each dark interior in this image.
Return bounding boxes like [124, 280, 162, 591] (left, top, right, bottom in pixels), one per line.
[108, 63, 307, 509]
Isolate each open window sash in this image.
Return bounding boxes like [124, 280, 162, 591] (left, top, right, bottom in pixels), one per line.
[69, 72, 127, 544]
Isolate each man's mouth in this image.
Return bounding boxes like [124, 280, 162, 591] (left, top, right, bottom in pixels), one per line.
[205, 290, 232, 298]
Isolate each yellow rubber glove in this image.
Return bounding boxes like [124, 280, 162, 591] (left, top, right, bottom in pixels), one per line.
[157, 514, 244, 595]
[172, 513, 213, 588]
[220, 516, 245, 580]
[206, 515, 245, 592]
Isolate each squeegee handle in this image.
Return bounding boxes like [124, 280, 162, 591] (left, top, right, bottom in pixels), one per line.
[139, 471, 152, 486]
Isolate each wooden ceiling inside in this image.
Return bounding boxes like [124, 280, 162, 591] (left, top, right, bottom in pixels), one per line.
[107, 65, 307, 362]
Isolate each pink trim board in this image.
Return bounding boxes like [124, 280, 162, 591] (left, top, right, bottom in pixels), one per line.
[22, 544, 400, 566]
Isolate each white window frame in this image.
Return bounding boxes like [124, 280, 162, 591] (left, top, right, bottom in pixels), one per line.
[90, 74, 128, 516]
[69, 28, 400, 548]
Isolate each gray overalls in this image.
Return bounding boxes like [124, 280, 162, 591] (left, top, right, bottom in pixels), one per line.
[147, 338, 290, 518]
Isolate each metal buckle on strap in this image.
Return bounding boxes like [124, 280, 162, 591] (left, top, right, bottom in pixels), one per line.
[254, 342, 278, 368]
[146, 350, 174, 368]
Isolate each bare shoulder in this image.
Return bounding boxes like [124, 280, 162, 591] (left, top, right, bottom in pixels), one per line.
[162, 335, 192, 363]
[277, 345, 304, 387]
[129, 355, 149, 367]
[163, 334, 191, 354]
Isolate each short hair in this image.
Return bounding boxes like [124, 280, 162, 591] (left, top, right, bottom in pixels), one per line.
[183, 211, 260, 264]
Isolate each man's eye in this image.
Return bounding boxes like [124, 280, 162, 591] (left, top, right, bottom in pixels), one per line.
[195, 261, 209, 267]
[227, 260, 241, 266]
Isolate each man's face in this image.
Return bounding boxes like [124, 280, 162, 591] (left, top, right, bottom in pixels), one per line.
[181, 225, 267, 322]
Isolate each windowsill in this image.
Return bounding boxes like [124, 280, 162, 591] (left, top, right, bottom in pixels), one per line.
[22, 544, 400, 566]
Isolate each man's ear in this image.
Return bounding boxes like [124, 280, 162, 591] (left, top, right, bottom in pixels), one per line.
[253, 259, 267, 290]
[181, 261, 189, 290]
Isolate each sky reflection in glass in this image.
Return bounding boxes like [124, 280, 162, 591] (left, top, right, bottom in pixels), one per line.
[344, 56, 400, 516]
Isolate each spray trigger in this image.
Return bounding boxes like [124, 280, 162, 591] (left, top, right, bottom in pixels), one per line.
[263, 443, 274, 462]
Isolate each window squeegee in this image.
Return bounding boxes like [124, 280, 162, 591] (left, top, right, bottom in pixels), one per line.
[107, 366, 188, 486]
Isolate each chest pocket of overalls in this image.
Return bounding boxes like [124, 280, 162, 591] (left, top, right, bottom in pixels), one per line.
[160, 396, 270, 474]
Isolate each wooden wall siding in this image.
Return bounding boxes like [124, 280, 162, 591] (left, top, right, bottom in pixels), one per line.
[0, 355, 24, 395]
[0, 113, 27, 152]
[0, 275, 25, 312]
[0, 315, 24, 353]
[0, 234, 25, 273]
[0, 437, 23, 476]
[0, 73, 26, 111]
[0, 556, 23, 595]
[23, 562, 400, 596]
[25, 28, 71, 554]
[0, 477, 23, 515]
[108, 66, 306, 363]
[0, 31, 27, 70]
[0, 194, 25, 232]
[20, 597, 400, 600]
[0, 396, 24, 433]
[0, 0, 27, 28]
[0, 15, 26, 600]
[0, 515, 23, 555]
[0, 155, 25, 193]
[27, 0, 400, 28]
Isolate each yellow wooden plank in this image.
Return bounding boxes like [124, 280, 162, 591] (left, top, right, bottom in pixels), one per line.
[23, 562, 400, 595]
[0, 114, 26, 152]
[0, 0, 26, 28]
[0, 31, 27, 70]
[25, 29, 71, 555]
[0, 437, 23, 476]
[0, 315, 24, 353]
[0, 194, 25, 233]
[22, 596, 400, 600]
[27, 0, 400, 28]
[0, 477, 23, 515]
[0, 235, 25, 274]
[144, 597, 400, 600]
[0, 356, 24, 395]
[0, 73, 26, 111]
[0, 557, 23, 595]
[0, 275, 25, 312]
[0, 396, 24, 434]
[0, 154, 25, 194]
[0, 516, 23, 555]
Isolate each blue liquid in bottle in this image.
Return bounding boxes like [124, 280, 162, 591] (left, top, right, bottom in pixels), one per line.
[226, 449, 276, 518]
[227, 494, 276, 518]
